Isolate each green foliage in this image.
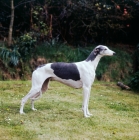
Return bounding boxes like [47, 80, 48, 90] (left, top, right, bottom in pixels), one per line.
[31, 5, 50, 40]
[0, 33, 36, 66]
[129, 43, 139, 92]
[15, 33, 36, 61]
[35, 40, 92, 62]
[129, 71, 139, 92]
[0, 45, 20, 66]
[32, 6, 48, 31]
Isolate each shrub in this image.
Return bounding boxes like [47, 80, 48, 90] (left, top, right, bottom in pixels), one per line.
[0, 44, 20, 66]
[0, 33, 36, 66]
[35, 39, 92, 62]
[15, 33, 36, 61]
[129, 43, 139, 92]
[129, 71, 139, 92]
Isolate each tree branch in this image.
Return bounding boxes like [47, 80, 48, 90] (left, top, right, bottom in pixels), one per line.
[14, 0, 35, 9]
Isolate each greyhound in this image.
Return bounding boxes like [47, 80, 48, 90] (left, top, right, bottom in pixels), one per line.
[20, 45, 116, 117]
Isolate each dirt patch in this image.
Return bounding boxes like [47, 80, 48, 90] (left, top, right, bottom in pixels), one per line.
[30, 56, 47, 70]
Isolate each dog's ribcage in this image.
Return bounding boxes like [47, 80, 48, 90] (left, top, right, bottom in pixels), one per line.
[49, 61, 95, 88]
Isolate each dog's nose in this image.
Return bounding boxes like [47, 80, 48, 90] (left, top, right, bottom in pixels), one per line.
[113, 52, 116, 55]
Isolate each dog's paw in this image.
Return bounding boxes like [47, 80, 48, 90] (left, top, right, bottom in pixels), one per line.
[20, 112, 25, 115]
[87, 113, 93, 116]
[84, 115, 91, 118]
[32, 108, 37, 111]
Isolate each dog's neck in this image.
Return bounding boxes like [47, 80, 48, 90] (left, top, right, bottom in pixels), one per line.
[86, 55, 102, 71]
[86, 52, 102, 71]
[92, 55, 102, 70]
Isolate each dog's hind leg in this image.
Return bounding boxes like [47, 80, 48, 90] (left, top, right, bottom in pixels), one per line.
[30, 90, 42, 111]
[30, 78, 50, 111]
[20, 67, 51, 114]
[20, 87, 41, 114]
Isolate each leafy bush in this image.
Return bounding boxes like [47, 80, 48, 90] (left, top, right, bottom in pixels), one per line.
[15, 33, 36, 61]
[129, 71, 139, 92]
[129, 43, 139, 92]
[35, 39, 92, 62]
[0, 33, 36, 66]
[32, 6, 49, 38]
[0, 45, 20, 66]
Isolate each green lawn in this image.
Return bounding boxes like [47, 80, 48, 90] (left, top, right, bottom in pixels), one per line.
[0, 80, 139, 140]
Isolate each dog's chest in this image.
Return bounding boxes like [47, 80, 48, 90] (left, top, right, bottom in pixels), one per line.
[77, 62, 96, 85]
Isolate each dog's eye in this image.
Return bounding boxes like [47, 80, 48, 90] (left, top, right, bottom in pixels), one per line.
[104, 49, 107, 51]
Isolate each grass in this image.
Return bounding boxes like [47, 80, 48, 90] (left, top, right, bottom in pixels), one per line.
[0, 80, 139, 140]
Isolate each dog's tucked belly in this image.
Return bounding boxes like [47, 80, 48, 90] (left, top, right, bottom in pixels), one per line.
[51, 77, 83, 89]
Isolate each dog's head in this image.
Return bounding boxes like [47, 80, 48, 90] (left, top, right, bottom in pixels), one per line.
[94, 45, 116, 56]
[86, 45, 116, 62]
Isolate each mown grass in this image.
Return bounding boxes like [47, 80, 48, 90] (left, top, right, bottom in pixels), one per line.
[0, 80, 139, 140]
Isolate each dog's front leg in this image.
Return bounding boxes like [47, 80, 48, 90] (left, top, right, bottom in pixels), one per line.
[86, 87, 92, 116]
[82, 86, 92, 117]
[20, 98, 26, 114]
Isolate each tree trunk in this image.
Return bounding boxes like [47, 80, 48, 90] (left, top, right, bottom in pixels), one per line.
[49, 14, 53, 39]
[30, 3, 33, 29]
[8, 0, 14, 46]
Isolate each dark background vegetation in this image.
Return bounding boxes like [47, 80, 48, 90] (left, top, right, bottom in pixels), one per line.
[0, 0, 139, 91]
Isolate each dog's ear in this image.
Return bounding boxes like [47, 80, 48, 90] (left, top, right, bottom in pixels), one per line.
[94, 48, 100, 55]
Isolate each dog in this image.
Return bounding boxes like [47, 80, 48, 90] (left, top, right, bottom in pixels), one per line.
[20, 45, 116, 117]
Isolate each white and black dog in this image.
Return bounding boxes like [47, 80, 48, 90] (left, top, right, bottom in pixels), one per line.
[20, 45, 116, 117]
